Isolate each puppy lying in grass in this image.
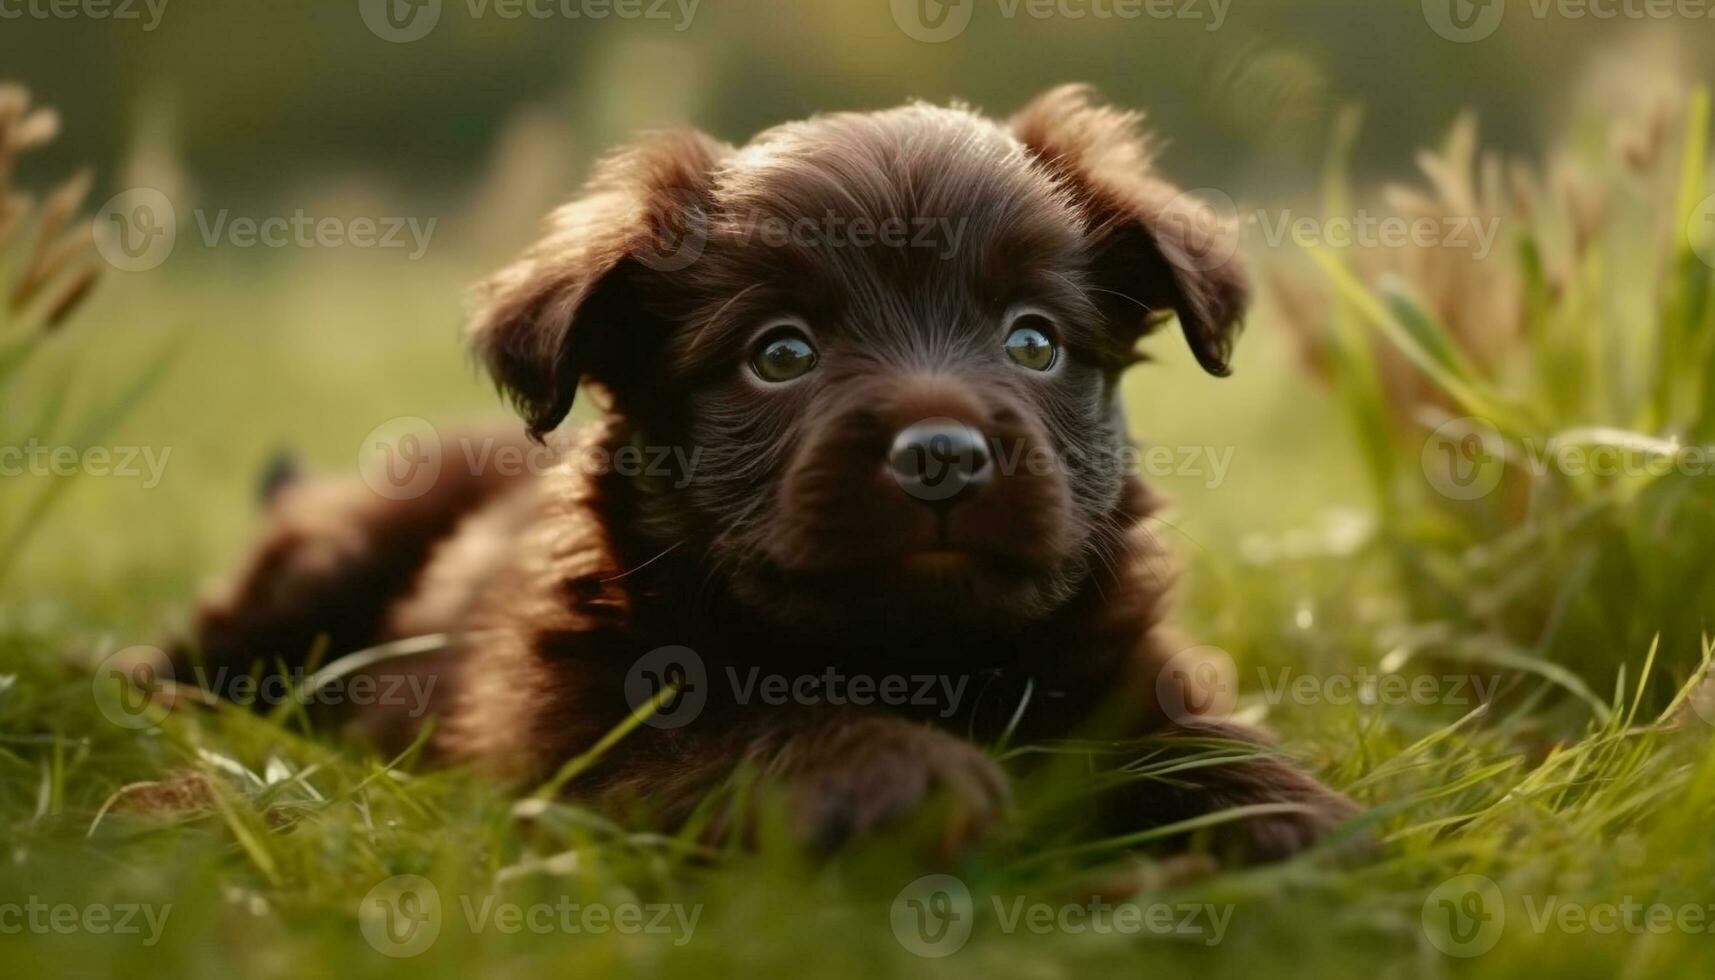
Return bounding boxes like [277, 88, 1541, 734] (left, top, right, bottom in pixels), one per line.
[175, 85, 1354, 862]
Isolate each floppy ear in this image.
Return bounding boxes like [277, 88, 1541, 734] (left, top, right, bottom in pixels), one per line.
[468, 129, 733, 438]
[1010, 85, 1248, 376]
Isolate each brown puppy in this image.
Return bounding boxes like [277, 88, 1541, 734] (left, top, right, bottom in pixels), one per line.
[176, 86, 1354, 861]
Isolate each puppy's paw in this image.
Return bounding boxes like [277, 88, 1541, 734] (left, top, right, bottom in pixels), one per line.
[780, 720, 1010, 856]
[1222, 780, 1359, 864]
[1126, 720, 1362, 864]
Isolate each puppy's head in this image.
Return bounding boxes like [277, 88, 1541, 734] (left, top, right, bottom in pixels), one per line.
[470, 85, 1246, 630]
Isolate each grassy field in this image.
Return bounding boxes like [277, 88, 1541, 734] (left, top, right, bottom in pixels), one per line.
[5, 87, 1715, 979]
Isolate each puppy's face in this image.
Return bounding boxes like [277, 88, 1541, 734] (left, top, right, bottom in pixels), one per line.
[471, 87, 1247, 631]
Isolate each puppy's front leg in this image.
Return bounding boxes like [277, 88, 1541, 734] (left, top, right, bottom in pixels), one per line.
[592, 709, 1010, 854]
[1107, 717, 1359, 864]
[1074, 644, 1358, 863]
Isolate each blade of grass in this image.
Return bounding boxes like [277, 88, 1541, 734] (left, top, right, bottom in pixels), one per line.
[534, 678, 683, 799]
[1308, 247, 1533, 433]
[0, 337, 179, 586]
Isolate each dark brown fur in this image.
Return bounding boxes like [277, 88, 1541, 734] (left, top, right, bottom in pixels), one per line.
[173, 86, 1354, 862]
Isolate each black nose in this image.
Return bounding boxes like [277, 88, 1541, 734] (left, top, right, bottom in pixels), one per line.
[888, 420, 992, 506]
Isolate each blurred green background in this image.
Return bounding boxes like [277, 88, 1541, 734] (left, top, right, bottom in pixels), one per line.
[11, 0, 1714, 203]
[5, 0, 1710, 628]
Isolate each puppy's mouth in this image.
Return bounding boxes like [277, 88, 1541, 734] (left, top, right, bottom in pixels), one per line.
[766, 539, 1034, 577]
[887, 546, 1025, 582]
[742, 541, 1057, 625]
[901, 547, 972, 573]
[895, 547, 1032, 586]
[894, 519, 1043, 572]
[728, 473, 1084, 629]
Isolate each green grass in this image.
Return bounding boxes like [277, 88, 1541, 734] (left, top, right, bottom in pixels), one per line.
[1298, 92, 1715, 712]
[7, 103, 1715, 979]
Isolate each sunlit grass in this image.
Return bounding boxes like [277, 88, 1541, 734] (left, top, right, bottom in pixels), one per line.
[1279, 88, 1715, 715]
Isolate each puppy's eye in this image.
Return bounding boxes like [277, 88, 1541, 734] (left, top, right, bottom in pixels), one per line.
[1004, 313, 1058, 372]
[750, 327, 818, 383]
